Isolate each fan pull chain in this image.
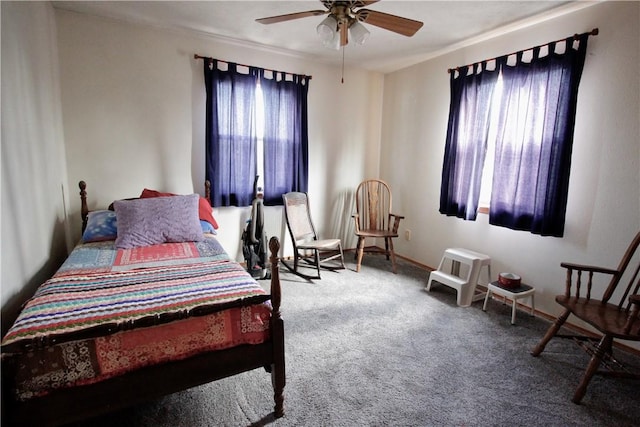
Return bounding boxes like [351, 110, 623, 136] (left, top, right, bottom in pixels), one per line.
[341, 47, 345, 84]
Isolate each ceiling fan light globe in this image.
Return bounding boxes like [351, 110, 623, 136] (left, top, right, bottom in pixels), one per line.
[316, 15, 338, 42]
[349, 21, 370, 45]
[323, 32, 341, 50]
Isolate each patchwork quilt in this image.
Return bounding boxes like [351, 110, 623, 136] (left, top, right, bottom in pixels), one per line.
[1, 237, 272, 400]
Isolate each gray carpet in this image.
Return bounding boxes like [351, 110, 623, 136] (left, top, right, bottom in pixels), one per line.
[71, 255, 639, 427]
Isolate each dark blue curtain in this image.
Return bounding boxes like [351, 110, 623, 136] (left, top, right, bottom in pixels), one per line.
[489, 34, 589, 237]
[259, 71, 310, 205]
[204, 61, 309, 207]
[440, 63, 499, 220]
[440, 33, 589, 236]
[204, 60, 258, 207]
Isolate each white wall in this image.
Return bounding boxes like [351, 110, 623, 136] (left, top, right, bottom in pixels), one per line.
[55, 9, 383, 260]
[1, 1, 70, 331]
[379, 1, 640, 337]
[3, 2, 638, 347]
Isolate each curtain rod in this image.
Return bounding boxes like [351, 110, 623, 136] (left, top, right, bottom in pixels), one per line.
[194, 54, 312, 80]
[447, 28, 598, 74]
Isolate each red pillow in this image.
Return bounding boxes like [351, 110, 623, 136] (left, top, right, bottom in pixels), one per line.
[140, 188, 218, 229]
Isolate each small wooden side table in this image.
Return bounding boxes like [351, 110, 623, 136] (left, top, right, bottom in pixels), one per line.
[482, 281, 535, 325]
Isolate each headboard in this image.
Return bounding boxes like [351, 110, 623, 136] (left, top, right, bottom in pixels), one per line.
[79, 180, 213, 233]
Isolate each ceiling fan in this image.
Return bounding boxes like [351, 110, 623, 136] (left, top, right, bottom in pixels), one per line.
[256, 1, 424, 49]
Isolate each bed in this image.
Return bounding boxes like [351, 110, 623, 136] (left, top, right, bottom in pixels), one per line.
[1, 181, 285, 427]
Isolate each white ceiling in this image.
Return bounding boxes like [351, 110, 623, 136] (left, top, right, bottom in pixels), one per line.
[52, 0, 584, 73]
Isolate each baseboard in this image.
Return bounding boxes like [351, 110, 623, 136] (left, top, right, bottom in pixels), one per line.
[344, 246, 436, 271]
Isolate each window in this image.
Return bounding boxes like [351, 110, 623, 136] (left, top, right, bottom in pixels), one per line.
[440, 33, 590, 237]
[203, 60, 310, 207]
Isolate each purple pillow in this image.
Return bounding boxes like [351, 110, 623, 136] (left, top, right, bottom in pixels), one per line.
[114, 194, 204, 249]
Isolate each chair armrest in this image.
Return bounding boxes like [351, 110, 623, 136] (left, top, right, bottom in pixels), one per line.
[560, 262, 619, 276]
[559, 262, 621, 299]
[389, 213, 404, 234]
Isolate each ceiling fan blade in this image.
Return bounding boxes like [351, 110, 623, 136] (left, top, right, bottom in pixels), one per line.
[356, 9, 424, 37]
[256, 10, 328, 25]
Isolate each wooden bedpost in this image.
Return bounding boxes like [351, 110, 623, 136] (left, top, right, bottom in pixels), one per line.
[79, 181, 88, 233]
[269, 237, 281, 317]
[268, 236, 285, 418]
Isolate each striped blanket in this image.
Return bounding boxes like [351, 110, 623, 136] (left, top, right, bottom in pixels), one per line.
[2, 237, 269, 353]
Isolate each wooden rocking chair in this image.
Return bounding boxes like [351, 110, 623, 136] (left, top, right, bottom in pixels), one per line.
[531, 231, 640, 404]
[282, 192, 345, 280]
[352, 179, 405, 273]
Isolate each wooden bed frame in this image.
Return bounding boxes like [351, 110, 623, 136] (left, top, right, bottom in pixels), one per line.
[2, 181, 285, 427]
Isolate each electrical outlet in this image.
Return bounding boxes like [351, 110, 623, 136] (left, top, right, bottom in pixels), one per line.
[404, 229, 411, 241]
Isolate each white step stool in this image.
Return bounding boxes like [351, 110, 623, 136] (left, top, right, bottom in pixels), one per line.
[482, 281, 536, 325]
[426, 248, 492, 307]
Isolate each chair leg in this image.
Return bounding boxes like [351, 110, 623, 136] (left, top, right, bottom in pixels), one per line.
[384, 238, 390, 261]
[313, 249, 321, 279]
[281, 249, 320, 280]
[482, 288, 492, 311]
[356, 237, 365, 272]
[531, 309, 570, 356]
[388, 237, 397, 274]
[573, 335, 613, 404]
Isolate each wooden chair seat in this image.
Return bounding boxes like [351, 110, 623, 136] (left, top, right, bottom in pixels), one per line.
[531, 231, 640, 404]
[297, 238, 342, 250]
[556, 296, 640, 339]
[356, 229, 399, 238]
